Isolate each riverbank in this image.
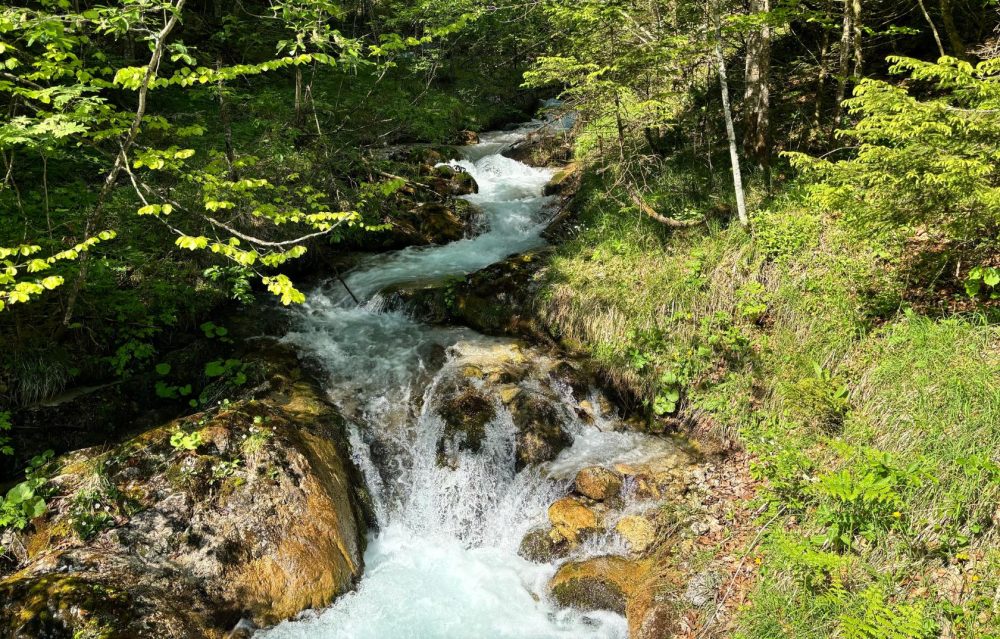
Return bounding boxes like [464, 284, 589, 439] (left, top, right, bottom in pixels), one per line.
[521, 152, 1000, 636]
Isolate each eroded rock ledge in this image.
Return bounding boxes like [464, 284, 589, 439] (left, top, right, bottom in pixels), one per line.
[0, 343, 369, 639]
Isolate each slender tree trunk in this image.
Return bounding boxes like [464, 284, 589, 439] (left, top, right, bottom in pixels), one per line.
[294, 66, 304, 123]
[613, 89, 626, 161]
[917, 0, 947, 58]
[831, 0, 860, 140]
[813, 25, 830, 135]
[216, 56, 237, 180]
[851, 0, 862, 74]
[42, 153, 51, 239]
[744, 0, 771, 186]
[939, 0, 968, 59]
[714, 13, 748, 226]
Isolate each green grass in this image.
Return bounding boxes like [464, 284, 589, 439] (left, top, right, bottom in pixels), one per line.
[537, 151, 1000, 637]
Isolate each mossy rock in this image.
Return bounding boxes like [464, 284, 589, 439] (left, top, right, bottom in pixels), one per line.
[435, 384, 495, 465]
[0, 564, 215, 639]
[510, 392, 571, 468]
[3, 342, 369, 637]
[518, 526, 570, 563]
[549, 556, 651, 616]
[543, 162, 580, 196]
[427, 165, 479, 197]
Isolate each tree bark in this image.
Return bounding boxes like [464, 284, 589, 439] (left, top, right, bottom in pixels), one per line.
[831, 0, 860, 140]
[216, 56, 237, 180]
[939, 0, 968, 59]
[813, 24, 830, 135]
[744, 0, 771, 183]
[714, 12, 748, 226]
[629, 189, 703, 228]
[294, 66, 303, 122]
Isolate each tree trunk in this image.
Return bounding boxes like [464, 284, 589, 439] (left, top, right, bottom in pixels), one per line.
[294, 66, 303, 122]
[714, 14, 748, 226]
[851, 0, 862, 75]
[216, 56, 237, 180]
[613, 89, 626, 161]
[831, 0, 860, 140]
[744, 0, 771, 184]
[813, 24, 830, 136]
[939, 0, 968, 59]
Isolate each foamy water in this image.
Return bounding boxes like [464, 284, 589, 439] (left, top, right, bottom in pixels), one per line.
[265, 115, 671, 639]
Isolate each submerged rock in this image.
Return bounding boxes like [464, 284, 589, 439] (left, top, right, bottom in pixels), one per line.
[0, 343, 369, 638]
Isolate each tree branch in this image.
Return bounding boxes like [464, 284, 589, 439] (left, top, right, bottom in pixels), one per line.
[628, 188, 703, 228]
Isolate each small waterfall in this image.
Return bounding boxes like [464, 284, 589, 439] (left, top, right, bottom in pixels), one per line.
[264, 118, 663, 639]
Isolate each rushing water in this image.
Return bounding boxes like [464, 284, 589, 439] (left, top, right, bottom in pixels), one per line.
[262, 117, 665, 639]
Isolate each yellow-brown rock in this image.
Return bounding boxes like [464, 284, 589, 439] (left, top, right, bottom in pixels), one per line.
[574, 466, 623, 502]
[549, 556, 651, 615]
[1, 342, 368, 638]
[615, 515, 658, 554]
[548, 496, 599, 544]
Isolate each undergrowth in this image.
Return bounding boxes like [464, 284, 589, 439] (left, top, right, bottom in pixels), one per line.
[538, 156, 1000, 637]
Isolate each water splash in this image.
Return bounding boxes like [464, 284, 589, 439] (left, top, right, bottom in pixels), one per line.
[265, 121, 651, 639]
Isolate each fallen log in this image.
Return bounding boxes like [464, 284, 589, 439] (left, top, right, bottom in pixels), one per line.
[628, 188, 704, 228]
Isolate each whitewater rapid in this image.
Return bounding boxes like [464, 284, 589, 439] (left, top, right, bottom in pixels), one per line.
[263, 118, 647, 639]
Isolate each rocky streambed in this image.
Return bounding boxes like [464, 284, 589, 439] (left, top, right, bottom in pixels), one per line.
[1, 111, 755, 639]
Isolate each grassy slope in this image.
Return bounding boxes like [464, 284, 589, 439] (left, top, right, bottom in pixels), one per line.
[538, 160, 1000, 637]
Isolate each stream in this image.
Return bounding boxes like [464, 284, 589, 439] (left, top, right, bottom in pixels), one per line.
[260, 118, 670, 639]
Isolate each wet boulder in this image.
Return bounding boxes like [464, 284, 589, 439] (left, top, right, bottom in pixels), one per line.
[518, 526, 570, 563]
[382, 200, 478, 248]
[549, 556, 647, 615]
[426, 165, 479, 197]
[435, 382, 496, 466]
[547, 497, 600, 545]
[503, 132, 572, 167]
[0, 344, 369, 638]
[454, 130, 479, 145]
[573, 466, 623, 502]
[388, 250, 554, 343]
[510, 391, 572, 468]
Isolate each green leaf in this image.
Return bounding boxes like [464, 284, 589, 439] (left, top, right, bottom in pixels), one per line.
[7, 482, 34, 503]
[984, 268, 1000, 287]
[26, 497, 46, 519]
[204, 360, 226, 377]
[155, 363, 171, 376]
[40, 276, 64, 290]
[175, 236, 209, 251]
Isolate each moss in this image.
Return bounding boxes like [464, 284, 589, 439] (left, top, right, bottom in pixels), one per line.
[437, 386, 495, 457]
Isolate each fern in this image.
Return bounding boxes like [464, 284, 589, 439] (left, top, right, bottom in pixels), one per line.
[838, 587, 938, 639]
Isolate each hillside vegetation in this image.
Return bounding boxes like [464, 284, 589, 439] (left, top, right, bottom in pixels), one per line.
[2, 1, 1000, 637]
